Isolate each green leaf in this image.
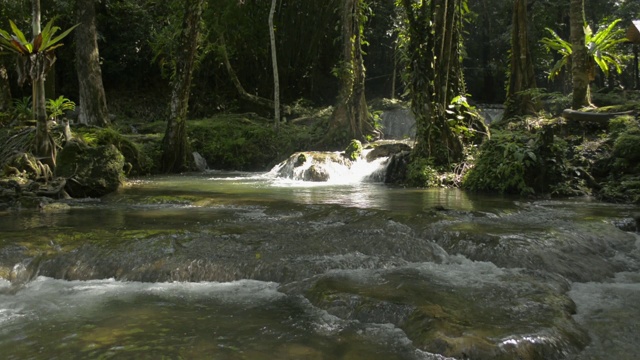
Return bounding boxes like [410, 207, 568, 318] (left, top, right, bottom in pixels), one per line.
[44, 23, 79, 51]
[9, 20, 28, 46]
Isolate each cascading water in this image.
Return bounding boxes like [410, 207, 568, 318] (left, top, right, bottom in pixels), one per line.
[268, 148, 390, 184]
[0, 169, 638, 359]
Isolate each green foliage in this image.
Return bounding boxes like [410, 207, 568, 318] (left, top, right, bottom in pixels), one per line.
[74, 127, 153, 176]
[12, 96, 32, 121]
[609, 115, 640, 138]
[463, 129, 567, 195]
[0, 18, 77, 56]
[406, 157, 441, 188]
[188, 115, 316, 171]
[46, 96, 75, 122]
[541, 19, 628, 80]
[0, 18, 78, 88]
[613, 134, 640, 162]
[344, 139, 363, 161]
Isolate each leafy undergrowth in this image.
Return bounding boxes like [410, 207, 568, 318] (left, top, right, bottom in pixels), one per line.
[462, 112, 640, 203]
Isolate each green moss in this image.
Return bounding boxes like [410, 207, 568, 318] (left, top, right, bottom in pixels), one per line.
[188, 115, 317, 171]
[609, 115, 640, 138]
[406, 157, 441, 187]
[75, 127, 154, 176]
[613, 134, 640, 162]
[344, 139, 363, 161]
[55, 141, 125, 197]
[463, 129, 566, 195]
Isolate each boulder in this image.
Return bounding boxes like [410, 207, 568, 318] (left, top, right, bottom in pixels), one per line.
[366, 142, 412, 162]
[385, 151, 411, 184]
[55, 140, 125, 198]
[192, 151, 208, 172]
[304, 165, 330, 182]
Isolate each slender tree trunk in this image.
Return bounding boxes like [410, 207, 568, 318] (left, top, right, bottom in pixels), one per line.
[75, 0, 110, 127]
[325, 0, 370, 146]
[31, 0, 55, 166]
[269, 0, 280, 130]
[570, 0, 589, 109]
[503, 0, 539, 120]
[161, 0, 204, 173]
[219, 34, 275, 110]
[634, 45, 639, 90]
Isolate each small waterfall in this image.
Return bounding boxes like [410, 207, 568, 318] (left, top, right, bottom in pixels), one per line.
[379, 108, 416, 139]
[477, 105, 504, 124]
[270, 149, 389, 184]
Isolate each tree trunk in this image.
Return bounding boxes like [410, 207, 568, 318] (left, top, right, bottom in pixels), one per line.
[219, 34, 275, 110]
[402, 0, 464, 166]
[269, 0, 280, 130]
[324, 0, 370, 147]
[161, 0, 204, 173]
[31, 0, 55, 166]
[75, 0, 110, 127]
[503, 0, 540, 120]
[0, 64, 11, 112]
[570, 0, 589, 109]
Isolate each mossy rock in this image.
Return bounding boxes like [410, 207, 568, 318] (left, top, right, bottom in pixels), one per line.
[303, 164, 330, 182]
[55, 140, 125, 198]
[365, 142, 412, 162]
[344, 139, 363, 161]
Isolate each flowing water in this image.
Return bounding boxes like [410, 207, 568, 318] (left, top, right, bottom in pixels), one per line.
[0, 156, 639, 359]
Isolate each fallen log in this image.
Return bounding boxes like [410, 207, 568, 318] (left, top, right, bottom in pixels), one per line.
[562, 109, 636, 123]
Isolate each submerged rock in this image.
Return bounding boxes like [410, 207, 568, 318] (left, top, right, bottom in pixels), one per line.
[289, 262, 588, 360]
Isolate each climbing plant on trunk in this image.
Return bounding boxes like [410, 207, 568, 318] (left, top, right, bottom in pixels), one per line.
[399, 0, 466, 166]
[503, 0, 540, 121]
[324, 0, 372, 147]
[160, 0, 205, 173]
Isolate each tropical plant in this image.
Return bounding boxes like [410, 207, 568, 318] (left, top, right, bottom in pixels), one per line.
[541, 19, 628, 80]
[0, 17, 78, 164]
[0, 18, 78, 83]
[46, 95, 76, 122]
[12, 96, 33, 121]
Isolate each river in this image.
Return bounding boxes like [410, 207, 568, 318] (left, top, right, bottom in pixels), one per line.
[0, 163, 638, 359]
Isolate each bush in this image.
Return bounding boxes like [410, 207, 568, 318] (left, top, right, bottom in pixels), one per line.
[613, 133, 640, 162]
[406, 157, 441, 187]
[463, 128, 566, 195]
[188, 115, 316, 171]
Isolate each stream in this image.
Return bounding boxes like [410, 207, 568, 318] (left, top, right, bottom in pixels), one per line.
[0, 156, 639, 359]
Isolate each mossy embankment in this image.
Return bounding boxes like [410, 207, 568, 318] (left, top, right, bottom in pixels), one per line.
[463, 108, 640, 203]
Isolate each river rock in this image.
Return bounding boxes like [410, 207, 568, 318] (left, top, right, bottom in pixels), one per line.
[303, 164, 330, 182]
[366, 142, 412, 162]
[384, 151, 411, 184]
[192, 151, 208, 172]
[55, 140, 125, 198]
[277, 151, 351, 181]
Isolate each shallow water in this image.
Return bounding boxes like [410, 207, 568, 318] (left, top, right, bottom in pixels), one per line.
[0, 170, 639, 359]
